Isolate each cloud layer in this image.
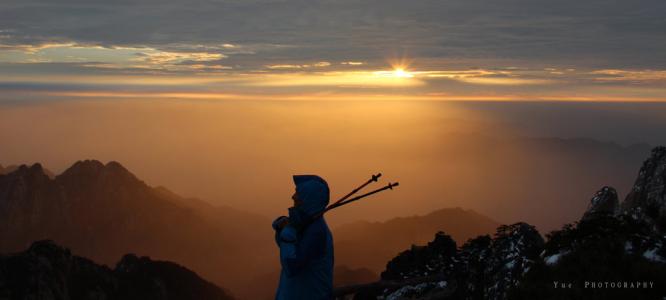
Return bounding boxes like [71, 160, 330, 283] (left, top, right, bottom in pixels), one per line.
[1, 0, 665, 101]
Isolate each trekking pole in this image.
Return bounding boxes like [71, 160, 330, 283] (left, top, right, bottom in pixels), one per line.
[331, 173, 382, 208]
[324, 182, 399, 213]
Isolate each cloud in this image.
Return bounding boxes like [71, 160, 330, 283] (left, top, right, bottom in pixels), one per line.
[265, 61, 331, 69]
[591, 69, 666, 83]
[132, 51, 225, 64]
[0, 42, 231, 72]
[0, 0, 664, 69]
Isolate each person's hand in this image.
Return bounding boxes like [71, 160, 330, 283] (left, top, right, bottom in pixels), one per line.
[279, 224, 297, 243]
[272, 216, 290, 231]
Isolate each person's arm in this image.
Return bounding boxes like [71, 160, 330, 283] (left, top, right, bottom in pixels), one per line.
[277, 224, 326, 277]
[272, 216, 289, 246]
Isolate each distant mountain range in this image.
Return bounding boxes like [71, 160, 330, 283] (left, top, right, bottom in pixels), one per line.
[0, 159, 506, 299]
[415, 134, 653, 232]
[333, 207, 500, 273]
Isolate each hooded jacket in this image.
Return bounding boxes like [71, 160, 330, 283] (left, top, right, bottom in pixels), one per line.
[274, 175, 334, 300]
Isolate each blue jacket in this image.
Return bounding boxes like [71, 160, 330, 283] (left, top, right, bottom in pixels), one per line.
[274, 175, 334, 300]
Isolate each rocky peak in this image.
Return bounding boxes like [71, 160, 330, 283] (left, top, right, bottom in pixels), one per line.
[25, 239, 75, 267]
[56, 159, 141, 188]
[484, 223, 543, 300]
[57, 160, 105, 179]
[581, 186, 619, 222]
[381, 231, 458, 281]
[622, 146, 666, 231]
[27, 239, 69, 254]
[1, 163, 48, 179]
[0, 163, 55, 207]
[0, 164, 66, 249]
[0, 163, 55, 178]
[105, 161, 132, 175]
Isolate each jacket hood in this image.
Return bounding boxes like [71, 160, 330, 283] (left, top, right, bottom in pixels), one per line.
[292, 175, 330, 218]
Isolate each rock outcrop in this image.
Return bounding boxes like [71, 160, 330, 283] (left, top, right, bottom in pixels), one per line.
[359, 223, 543, 300]
[381, 232, 458, 281]
[0, 240, 233, 300]
[622, 146, 666, 231]
[581, 186, 619, 221]
[0, 163, 68, 249]
[482, 223, 543, 300]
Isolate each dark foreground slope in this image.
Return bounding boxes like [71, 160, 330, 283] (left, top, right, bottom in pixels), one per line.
[0, 240, 232, 300]
[347, 147, 666, 300]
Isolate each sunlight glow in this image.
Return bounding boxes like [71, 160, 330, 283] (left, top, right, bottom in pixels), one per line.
[247, 71, 423, 87]
[373, 65, 416, 80]
[392, 68, 414, 78]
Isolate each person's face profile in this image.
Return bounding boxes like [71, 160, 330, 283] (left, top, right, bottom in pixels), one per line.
[292, 191, 303, 208]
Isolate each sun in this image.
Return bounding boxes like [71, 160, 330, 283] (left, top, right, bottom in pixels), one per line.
[392, 68, 414, 78]
[371, 62, 417, 81]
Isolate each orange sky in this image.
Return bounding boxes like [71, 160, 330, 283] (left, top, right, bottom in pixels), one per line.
[0, 99, 663, 232]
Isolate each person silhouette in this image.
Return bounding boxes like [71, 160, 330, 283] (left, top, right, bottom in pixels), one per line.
[272, 175, 334, 300]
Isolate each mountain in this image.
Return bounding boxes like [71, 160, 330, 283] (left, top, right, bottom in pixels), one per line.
[152, 186, 271, 248]
[334, 266, 378, 287]
[0, 163, 55, 178]
[0, 240, 232, 300]
[416, 134, 653, 232]
[343, 146, 666, 300]
[0, 160, 274, 299]
[333, 208, 500, 273]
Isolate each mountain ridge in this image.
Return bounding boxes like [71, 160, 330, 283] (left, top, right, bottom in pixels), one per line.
[0, 240, 233, 300]
[333, 207, 500, 273]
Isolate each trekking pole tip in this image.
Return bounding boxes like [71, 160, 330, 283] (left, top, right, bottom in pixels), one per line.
[389, 182, 399, 189]
[372, 173, 382, 181]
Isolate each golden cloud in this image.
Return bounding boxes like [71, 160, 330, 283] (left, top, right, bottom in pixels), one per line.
[265, 61, 332, 69]
[591, 69, 666, 83]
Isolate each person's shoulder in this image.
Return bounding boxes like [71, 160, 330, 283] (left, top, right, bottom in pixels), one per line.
[304, 218, 329, 234]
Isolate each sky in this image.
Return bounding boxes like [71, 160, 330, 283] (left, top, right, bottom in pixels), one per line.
[1, 99, 664, 232]
[1, 0, 666, 101]
[1, 0, 666, 232]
